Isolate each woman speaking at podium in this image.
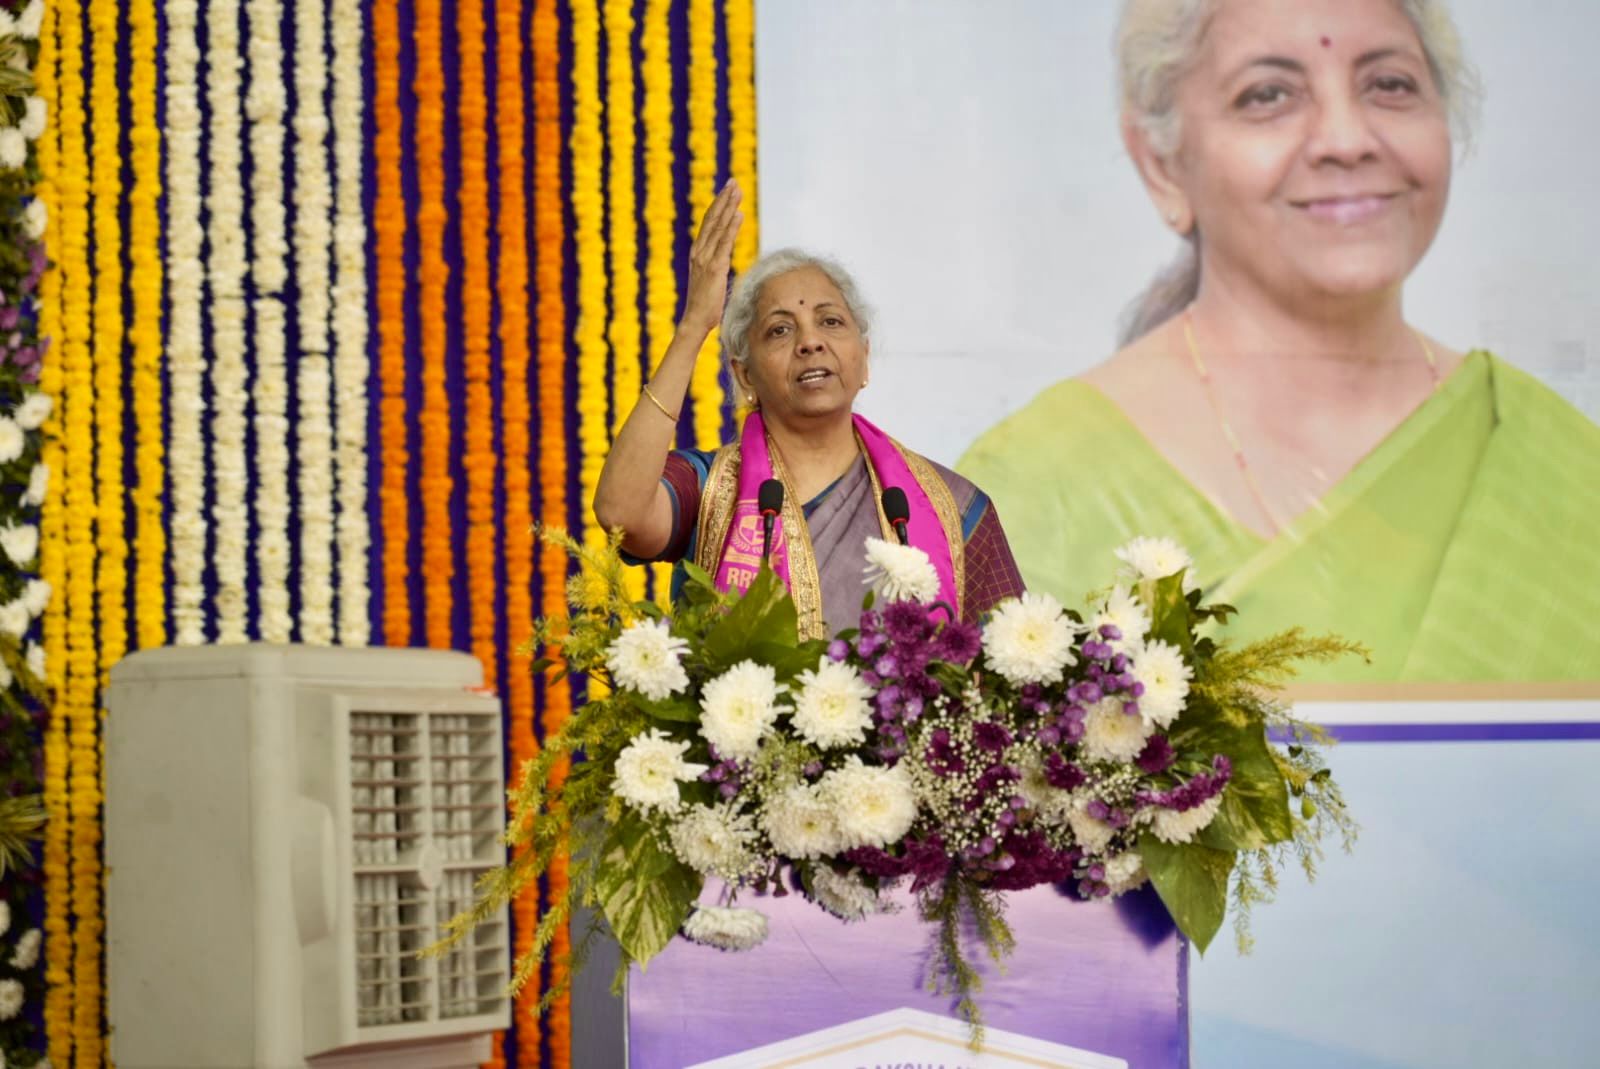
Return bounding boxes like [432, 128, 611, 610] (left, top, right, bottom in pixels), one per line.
[960, 0, 1600, 681]
[595, 181, 1025, 638]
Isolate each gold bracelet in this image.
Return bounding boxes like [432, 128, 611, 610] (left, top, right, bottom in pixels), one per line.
[641, 383, 680, 422]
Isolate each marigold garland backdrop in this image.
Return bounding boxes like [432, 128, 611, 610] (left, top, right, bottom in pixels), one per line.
[11, 0, 759, 1066]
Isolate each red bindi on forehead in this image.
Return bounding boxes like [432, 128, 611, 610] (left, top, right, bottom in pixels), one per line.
[1320, 35, 1332, 48]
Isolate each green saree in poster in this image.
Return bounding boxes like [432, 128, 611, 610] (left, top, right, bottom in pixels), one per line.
[959, 352, 1600, 682]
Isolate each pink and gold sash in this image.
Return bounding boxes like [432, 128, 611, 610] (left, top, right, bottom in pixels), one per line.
[695, 410, 963, 638]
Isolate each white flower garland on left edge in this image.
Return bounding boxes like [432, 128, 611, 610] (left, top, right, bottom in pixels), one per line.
[206, 0, 251, 643]
[245, 0, 293, 643]
[166, 0, 207, 645]
[293, 0, 335, 646]
[330, 0, 369, 645]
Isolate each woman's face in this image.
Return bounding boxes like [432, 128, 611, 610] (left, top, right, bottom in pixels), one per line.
[1162, 0, 1453, 306]
[735, 266, 869, 426]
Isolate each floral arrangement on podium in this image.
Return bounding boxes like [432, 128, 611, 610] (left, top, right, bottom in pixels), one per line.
[438, 529, 1359, 1030]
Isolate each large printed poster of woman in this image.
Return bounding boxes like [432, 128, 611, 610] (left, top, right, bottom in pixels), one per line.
[758, 0, 1599, 684]
[956, 0, 1600, 682]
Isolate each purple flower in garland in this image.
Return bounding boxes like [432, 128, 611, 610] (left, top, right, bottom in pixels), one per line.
[827, 638, 851, 662]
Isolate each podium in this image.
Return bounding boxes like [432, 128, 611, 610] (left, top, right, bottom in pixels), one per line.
[573, 880, 1188, 1068]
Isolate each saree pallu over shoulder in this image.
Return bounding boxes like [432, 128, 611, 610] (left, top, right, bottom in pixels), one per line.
[695, 428, 966, 640]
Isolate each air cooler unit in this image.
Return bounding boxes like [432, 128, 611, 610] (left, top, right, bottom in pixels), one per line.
[106, 644, 511, 1069]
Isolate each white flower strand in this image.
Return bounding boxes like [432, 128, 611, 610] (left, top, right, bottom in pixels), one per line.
[331, 0, 371, 644]
[206, 0, 251, 643]
[166, 0, 208, 644]
[246, 0, 293, 642]
[294, 0, 336, 644]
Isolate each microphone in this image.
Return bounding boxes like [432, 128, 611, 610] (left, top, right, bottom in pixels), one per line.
[882, 486, 910, 545]
[758, 479, 784, 564]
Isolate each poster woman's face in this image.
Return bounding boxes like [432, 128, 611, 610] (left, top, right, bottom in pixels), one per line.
[1161, 0, 1453, 307]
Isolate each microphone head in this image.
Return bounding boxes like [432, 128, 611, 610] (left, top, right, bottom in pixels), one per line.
[758, 478, 785, 516]
[882, 486, 910, 527]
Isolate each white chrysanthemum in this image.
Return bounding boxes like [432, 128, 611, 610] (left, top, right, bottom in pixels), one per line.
[611, 729, 707, 814]
[1089, 585, 1150, 651]
[605, 618, 691, 701]
[0, 418, 22, 464]
[10, 928, 40, 970]
[1066, 796, 1116, 855]
[1115, 535, 1198, 592]
[1130, 640, 1193, 729]
[20, 97, 45, 141]
[669, 803, 760, 881]
[1082, 696, 1154, 764]
[13, 392, 52, 431]
[681, 905, 768, 951]
[21, 197, 46, 241]
[791, 657, 875, 750]
[25, 643, 43, 679]
[1152, 794, 1225, 844]
[982, 592, 1077, 685]
[822, 759, 918, 850]
[22, 578, 50, 618]
[0, 601, 27, 639]
[0, 978, 21, 1021]
[763, 783, 843, 860]
[23, 463, 48, 508]
[809, 866, 887, 922]
[0, 128, 25, 171]
[1104, 851, 1147, 896]
[0, 11, 14, 37]
[1, 525, 37, 566]
[18, 0, 43, 39]
[1017, 756, 1073, 825]
[863, 537, 940, 604]
[699, 660, 784, 761]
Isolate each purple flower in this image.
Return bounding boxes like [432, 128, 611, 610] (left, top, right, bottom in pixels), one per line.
[924, 728, 965, 776]
[827, 639, 850, 662]
[1136, 734, 1176, 774]
[883, 600, 932, 644]
[931, 621, 982, 664]
[1086, 799, 1111, 822]
[1043, 753, 1086, 791]
[973, 721, 1012, 752]
[1099, 623, 1123, 641]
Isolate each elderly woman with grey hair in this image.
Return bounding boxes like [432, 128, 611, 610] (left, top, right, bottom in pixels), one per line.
[961, 0, 1600, 681]
[596, 181, 1024, 638]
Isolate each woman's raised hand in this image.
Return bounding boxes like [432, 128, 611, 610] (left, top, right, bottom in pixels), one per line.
[680, 180, 743, 336]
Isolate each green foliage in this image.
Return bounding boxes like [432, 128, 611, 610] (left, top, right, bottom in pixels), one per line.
[920, 874, 1015, 1049]
[592, 812, 702, 966]
[0, 792, 41, 880]
[1138, 836, 1234, 954]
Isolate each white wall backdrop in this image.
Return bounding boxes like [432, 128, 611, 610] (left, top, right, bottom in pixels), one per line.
[754, 0, 1600, 467]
